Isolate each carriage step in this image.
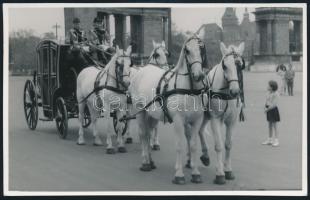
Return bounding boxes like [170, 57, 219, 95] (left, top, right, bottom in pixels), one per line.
[39, 118, 53, 121]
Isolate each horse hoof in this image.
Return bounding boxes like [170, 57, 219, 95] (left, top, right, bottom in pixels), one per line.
[150, 161, 156, 170]
[106, 148, 115, 154]
[152, 144, 160, 151]
[225, 171, 235, 180]
[191, 174, 203, 184]
[125, 137, 133, 144]
[213, 175, 226, 185]
[118, 146, 127, 153]
[140, 164, 152, 172]
[172, 176, 186, 185]
[200, 155, 210, 166]
[185, 160, 191, 169]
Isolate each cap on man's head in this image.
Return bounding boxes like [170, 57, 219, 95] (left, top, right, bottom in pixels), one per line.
[73, 18, 80, 24]
[93, 17, 102, 23]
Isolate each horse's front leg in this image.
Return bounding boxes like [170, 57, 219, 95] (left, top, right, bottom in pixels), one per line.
[184, 124, 192, 169]
[125, 105, 133, 144]
[106, 114, 116, 154]
[223, 120, 237, 180]
[210, 118, 226, 185]
[116, 110, 127, 153]
[172, 115, 186, 185]
[199, 114, 210, 166]
[189, 116, 204, 184]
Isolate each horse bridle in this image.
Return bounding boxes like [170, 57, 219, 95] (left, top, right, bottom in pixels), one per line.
[113, 54, 131, 89]
[183, 36, 207, 90]
[221, 50, 244, 86]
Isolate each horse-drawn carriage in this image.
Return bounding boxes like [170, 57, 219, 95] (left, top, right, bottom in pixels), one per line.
[23, 39, 126, 139]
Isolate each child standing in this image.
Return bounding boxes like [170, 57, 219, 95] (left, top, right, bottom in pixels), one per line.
[262, 80, 281, 147]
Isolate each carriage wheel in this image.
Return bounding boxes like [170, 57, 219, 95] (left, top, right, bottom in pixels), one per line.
[55, 97, 68, 139]
[82, 105, 91, 128]
[23, 80, 38, 130]
[112, 110, 128, 136]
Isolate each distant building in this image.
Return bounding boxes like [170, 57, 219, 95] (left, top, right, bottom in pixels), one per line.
[200, 7, 256, 68]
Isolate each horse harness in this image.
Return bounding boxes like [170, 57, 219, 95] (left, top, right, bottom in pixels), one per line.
[124, 36, 208, 124]
[78, 54, 131, 104]
[206, 50, 245, 119]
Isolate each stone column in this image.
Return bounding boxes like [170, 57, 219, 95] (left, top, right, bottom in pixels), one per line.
[267, 20, 273, 54]
[105, 14, 110, 33]
[122, 15, 127, 49]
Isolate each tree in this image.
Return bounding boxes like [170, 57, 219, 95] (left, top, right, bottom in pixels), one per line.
[43, 32, 56, 40]
[9, 29, 41, 74]
[169, 23, 187, 65]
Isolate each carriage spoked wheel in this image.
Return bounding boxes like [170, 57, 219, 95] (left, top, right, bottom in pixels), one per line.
[55, 97, 68, 139]
[82, 105, 91, 128]
[112, 110, 128, 137]
[23, 80, 38, 130]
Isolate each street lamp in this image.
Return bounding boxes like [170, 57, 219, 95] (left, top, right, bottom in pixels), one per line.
[52, 23, 61, 40]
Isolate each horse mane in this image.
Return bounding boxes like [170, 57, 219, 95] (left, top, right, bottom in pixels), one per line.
[104, 50, 120, 71]
[172, 43, 186, 72]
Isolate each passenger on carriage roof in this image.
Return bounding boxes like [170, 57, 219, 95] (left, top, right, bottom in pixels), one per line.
[68, 17, 87, 45]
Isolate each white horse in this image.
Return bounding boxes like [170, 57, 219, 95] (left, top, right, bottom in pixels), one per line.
[76, 45, 132, 154]
[198, 42, 245, 184]
[125, 40, 170, 152]
[129, 31, 207, 184]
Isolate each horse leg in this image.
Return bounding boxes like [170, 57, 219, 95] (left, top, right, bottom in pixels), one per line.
[137, 112, 152, 171]
[116, 111, 127, 153]
[77, 102, 86, 145]
[172, 115, 186, 185]
[184, 124, 192, 169]
[106, 114, 115, 154]
[190, 117, 204, 184]
[151, 122, 160, 151]
[125, 106, 133, 144]
[224, 121, 236, 180]
[198, 116, 210, 166]
[91, 109, 103, 146]
[210, 118, 226, 185]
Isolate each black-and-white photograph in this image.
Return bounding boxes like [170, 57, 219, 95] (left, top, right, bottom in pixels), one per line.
[3, 3, 307, 196]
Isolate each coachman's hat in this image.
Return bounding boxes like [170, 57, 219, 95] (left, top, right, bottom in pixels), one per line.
[73, 18, 80, 23]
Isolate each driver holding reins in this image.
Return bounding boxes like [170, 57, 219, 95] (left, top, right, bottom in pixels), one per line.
[88, 17, 111, 64]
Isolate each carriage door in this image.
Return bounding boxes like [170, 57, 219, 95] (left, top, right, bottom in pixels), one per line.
[41, 46, 50, 111]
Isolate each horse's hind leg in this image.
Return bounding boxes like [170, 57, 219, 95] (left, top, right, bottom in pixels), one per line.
[210, 118, 226, 185]
[223, 121, 236, 180]
[137, 112, 152, 171]
[91, 104, 103, 146]
[199, 116, 210, 166]
[77, 102, 86, 145]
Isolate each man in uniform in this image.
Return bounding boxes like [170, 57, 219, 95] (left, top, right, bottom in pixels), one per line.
[88, 17, 112, 64]
[68, 17, 87, 46]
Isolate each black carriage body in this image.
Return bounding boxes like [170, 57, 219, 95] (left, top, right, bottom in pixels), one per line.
[36, 40, 77, 119]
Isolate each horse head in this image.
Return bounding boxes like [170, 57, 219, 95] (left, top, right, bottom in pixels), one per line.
[181, 29, 206, 82]
[220, 42, 245, 97]
[113, 45, 132, 89]
[149, 40, 170, 67]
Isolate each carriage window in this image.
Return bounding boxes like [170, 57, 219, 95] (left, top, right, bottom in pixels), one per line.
[50, 48, 57, 74]
[43, 48, 49, 74]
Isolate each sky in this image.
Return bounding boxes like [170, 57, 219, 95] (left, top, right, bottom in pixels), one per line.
[7, 7, 255, 39]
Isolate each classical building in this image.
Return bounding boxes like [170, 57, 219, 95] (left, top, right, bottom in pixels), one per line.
[64, 8, 171, 65]
[252, 7, 303, 71]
